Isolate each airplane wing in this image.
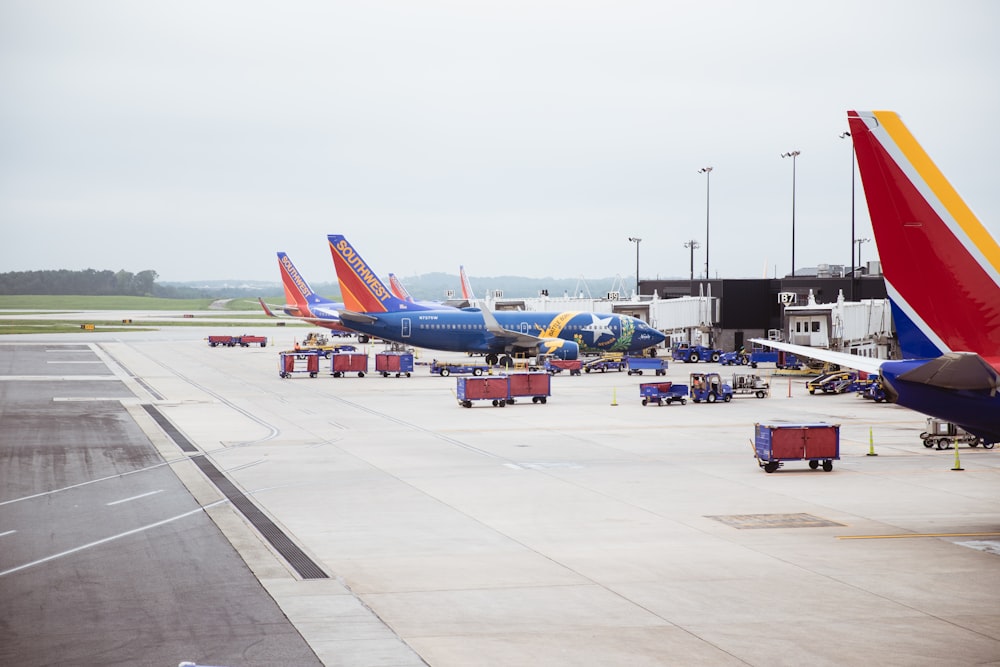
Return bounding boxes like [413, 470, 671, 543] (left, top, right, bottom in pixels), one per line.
[339, 310, 378, 325]
[748, 338, 884, 375]
[479, 305, 546, 348]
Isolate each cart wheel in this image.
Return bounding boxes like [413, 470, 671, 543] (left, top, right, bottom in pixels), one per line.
[382, 371, 388, 377]
[540, 397, 547, 404]
[969, 439, 980, 448]
[642, 398, 648, 406]
[532, 397, 539, 404]
[585, 367, 591, 373]
[463, 400, 472, 408]
[656, 399, 663, 406]
[406, 372, 411, 377]
[473, 368, 482, 376]
[936, 438, 951, 450]
[499, 400, 506, 407]
[984, 441, 996, 449]
[723, 394, 732, 402]
[440, 368, 450, 377]
[310, 372, 317, 378]
[764, 462, 779, 473]
[822, 461, 833, 472]
[492, 399, 498, 407]
[756, 391, 766, 399]
[922, 438, 934, 448]
[680, 398, 687, 405]
[809, 460, 819, 470]
[358, 371, 365, 378]
[707, 393, 717, 403]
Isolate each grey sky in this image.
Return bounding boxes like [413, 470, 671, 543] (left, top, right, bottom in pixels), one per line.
[2, 1, 998, 286]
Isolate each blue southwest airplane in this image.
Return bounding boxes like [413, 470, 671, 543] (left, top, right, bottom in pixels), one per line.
[754, 110, 1000, 444]
[258, 251, 352, 333]
[327, 233, 667, 364]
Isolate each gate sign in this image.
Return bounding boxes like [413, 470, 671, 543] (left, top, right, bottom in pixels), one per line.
[607, 291, 621, 301]
[778, 292, 797, 305]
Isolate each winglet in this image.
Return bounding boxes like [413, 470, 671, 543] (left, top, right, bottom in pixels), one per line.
[327, 235, 430, 313]
[258, 297, 277, 318]
[848, 110, 1000, 360]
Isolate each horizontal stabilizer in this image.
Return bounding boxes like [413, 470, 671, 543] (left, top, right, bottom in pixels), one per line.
[897, 352, 999, 393]
[339, 310, 378, 325]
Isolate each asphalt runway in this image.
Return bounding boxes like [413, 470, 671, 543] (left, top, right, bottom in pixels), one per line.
[2, 326, 999, 666]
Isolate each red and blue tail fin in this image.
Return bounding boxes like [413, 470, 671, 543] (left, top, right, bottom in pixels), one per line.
[277, 252, 335, 315]
[460, 265, 476, 301]
[327, 235, 431, 313]
[387, 273, 415, 302]
[848, 110, 1000, 361]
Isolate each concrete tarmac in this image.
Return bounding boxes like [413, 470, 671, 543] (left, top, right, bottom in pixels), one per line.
[2, 326, 999, 666]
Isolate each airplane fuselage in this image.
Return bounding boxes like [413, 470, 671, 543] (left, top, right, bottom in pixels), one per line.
[346, 309, 663, 357]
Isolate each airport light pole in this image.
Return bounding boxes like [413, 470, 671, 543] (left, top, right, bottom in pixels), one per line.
[855, 237, 871, 274]
[698, 167, 713, 279]
[684, 239, 700, 283]
[628, 237, 642, 297]
[840, 131, 856, 299]
[781, 150, 800, 277]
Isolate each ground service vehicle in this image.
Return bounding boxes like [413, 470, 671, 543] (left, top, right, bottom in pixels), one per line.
[807, 371, 862, 394]
[919, 418, 992, 450]
[672, 344, 722, 363]
[719, 350, 749, 366]
[583, 354, 626, 373]
[626, 356, 668, 376]
[689, 373, 733, 403]
[730, 373, 769, 398]
[748, 349, 800, 369]
[431, 360, 490, 377]
[640, 382, 687, 405]
[754, 422, 840, 472]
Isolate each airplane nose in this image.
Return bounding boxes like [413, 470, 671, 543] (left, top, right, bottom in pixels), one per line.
[650, 328, 667, 345]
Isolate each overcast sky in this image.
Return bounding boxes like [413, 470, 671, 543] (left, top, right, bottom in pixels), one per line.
[2, 1, 998, 288]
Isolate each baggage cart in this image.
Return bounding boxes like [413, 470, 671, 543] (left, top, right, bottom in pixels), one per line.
[506, 372, 551, 404]
[640, 381, 687, 405]
[753, 423, 840, 473]
[919, 417, 990, 450]
[543, 358, 582, 375]
[730, 373, 769, 398]
[278, 350, 322, 378]
[456, 376, 510, 408]
[376, 352, 413, 377]
[626, 356, 668, 376]
[330, 352, 368, 377]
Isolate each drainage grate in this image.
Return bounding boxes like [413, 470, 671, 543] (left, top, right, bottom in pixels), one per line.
[143, 404, 328, 579]
[707, 513, 844, 529]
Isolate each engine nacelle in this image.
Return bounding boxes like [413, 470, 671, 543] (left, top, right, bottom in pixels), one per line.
[538, 338, 579, 360]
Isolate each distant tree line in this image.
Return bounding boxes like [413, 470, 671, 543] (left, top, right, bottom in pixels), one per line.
[0, 269, 181, 296]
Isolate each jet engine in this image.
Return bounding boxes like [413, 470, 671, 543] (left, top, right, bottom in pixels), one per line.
[538, 338, 579, 360]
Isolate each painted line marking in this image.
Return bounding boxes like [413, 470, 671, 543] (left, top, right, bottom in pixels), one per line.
[837, 531, 1000, 540]
[0, 501, 226, 577]
[0, 530, 16, 538]
[106, 490, 163, 506]
[47, 360, 104, 364]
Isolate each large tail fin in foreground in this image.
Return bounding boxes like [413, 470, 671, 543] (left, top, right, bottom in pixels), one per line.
[460, 265, 477, 301]
[327, 235, 430, 313]
[848, 110, 1000, 360]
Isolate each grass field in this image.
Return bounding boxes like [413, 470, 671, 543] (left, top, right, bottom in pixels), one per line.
[0, 295, 307, 334]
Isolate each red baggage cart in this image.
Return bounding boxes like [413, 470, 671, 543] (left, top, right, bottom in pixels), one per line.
[506, 372, 551, 404]
[331, 352, 368, 377]
[754, 422, 840, 473]
[456, 376, 510, 407]
[278, 350, 321, 378]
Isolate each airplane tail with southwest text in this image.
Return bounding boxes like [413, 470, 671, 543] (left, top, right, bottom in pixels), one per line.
[277, 252, 333, 315]
[327, 235, 433, 314]
[460, 265, 477, 301]
[848, 110, 1000, 364]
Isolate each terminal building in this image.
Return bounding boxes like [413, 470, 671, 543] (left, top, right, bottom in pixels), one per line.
[484, 262, 893, 359]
